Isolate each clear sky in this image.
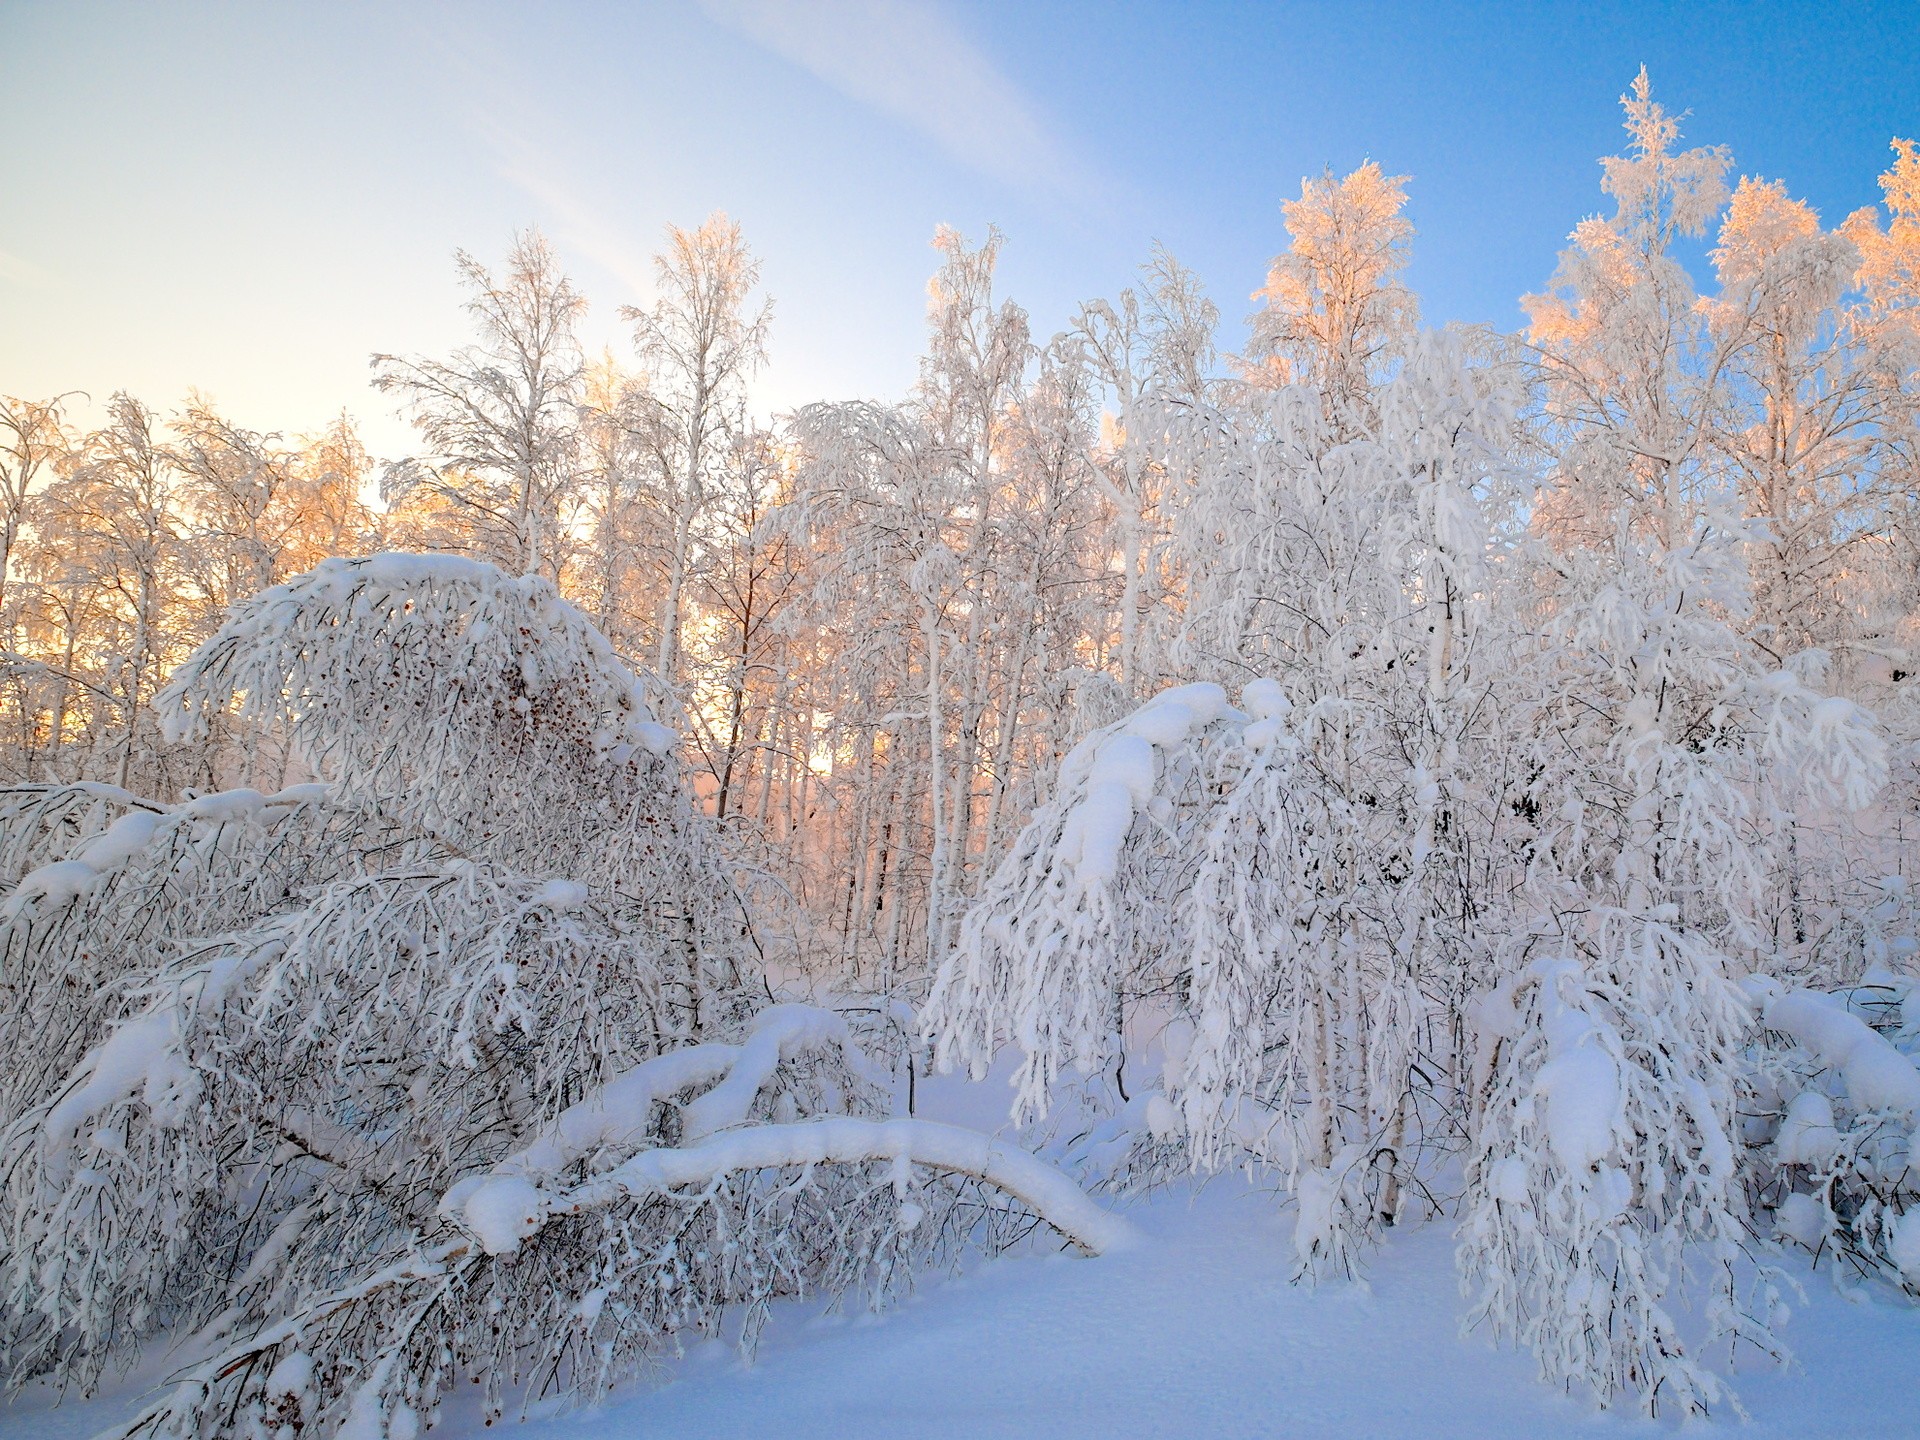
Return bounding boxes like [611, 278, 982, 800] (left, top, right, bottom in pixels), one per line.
[3, 0, 1916, 456]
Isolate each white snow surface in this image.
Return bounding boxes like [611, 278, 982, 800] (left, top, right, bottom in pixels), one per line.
[1891, 1208, 1920, 1287]
[10, 1169, 1914, 1440]
[1774, 1089, 1841, 1166]
[7, 1048, 1914, 1440]
[482, 1004, 886, 1188]
[458, 1174, 547, 1255]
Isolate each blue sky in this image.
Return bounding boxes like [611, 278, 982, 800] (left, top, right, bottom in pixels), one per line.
[2, 1, 1915, 454]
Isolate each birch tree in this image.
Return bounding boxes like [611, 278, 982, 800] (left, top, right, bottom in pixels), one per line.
[0, 395, 69, 619]
[375, 230, 586, 580]
[621, 213, 772, 691]
[1072, 247, 1218, 693]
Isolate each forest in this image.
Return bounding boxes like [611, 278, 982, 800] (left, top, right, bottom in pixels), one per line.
[0, 70, 1917, 1438]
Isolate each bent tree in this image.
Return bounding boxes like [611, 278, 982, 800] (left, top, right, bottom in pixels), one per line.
[0, 554, 1124, 1440]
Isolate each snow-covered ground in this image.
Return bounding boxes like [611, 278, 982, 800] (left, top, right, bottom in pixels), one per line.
[7, 1172, 1915, 1440]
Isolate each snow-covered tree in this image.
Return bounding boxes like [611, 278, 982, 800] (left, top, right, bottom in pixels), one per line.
[32, 393, 192, 791]
[1845, 137, 1920, 343]
[1071, 246, 1219, 694]
[681, 427, 802, 822]
[620, 212, 773, 691]
[1703, 177, 1898, 665]
[1459, 72, 1893, 1414]
[375, 231, 587, 581]
[0, 555, 1126, 1439]
[1244, 161, 1418, 427]
[1839, 138, 1920, 766]
[929, 96, 1912, 1415]
[0, 394, 69, 619]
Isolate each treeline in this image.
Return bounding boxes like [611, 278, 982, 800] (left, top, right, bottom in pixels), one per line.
[2, 76, 1916, 996]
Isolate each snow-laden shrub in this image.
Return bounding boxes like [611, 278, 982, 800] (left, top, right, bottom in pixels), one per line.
[926, 681, 1230, 1119]
[1744, 974, 1920, 1290]
[927, 675, 1473, 1276]
[1460, 927, 1770, 1414]
[0, 555, 1127, 1439]
[1449, 504, 1893, 1412]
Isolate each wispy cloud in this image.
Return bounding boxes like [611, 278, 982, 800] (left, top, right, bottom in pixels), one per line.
[0, 248, 54, 290]
[702, 0, 1088, 199]
[477, 117, 661, 300]
[408, 13, 660, 300]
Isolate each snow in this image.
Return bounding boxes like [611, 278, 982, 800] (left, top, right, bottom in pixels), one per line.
[33, 936, 278, 1183]
[17, 1172, 1908, 1440]
[1775, 1191, 1828, 1250]
[456, 1005, 885, 1227]
[337, 1363, 401, 1440]
[155, 552, 671, 777]
[73, 811, 161, 868]
[477, 1181, 1920, 1438]
[500, 1042, 740, 1177]
[1775, 1090, 1841, 1166]
[680, 1005, 881, 1141]
[1490, 1157, 1530, 1204]
[1143, 1092, 1183, 1142]
[1891, 1209, 1920, 1286]
[1059, 780, 1134, 890]
[1535, 1041, 1619, 1173]
[577, 1117, 1137, 1257]
[0, 782, 331, 922]
[635, 721, 679, 756]
[452, 1005, 901, 1245]
[1, 858, 99, 915]
[460, 1174, 547, 1256]
[458, 1112, 1136, 1260]
[1531, 962, 1623, 1172]
[1755, 980, 1920, 1114]
[180, 788, 266, 823]
[360, 552, 498, 589]
[40, 1010, 178, 1183]
[235, 1202, 315, 1291]
[1292, 1159, 1352, 1270]
[263, 1348, 314, 1403]
[1052, 682, 1243, 895]
[1119, 681, 1230, 746]
[267, 782, 332, 807]
[1241, 677, 1291, 720]
[1090, 734, 1155, 807]
[534, 878, 591, 911]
